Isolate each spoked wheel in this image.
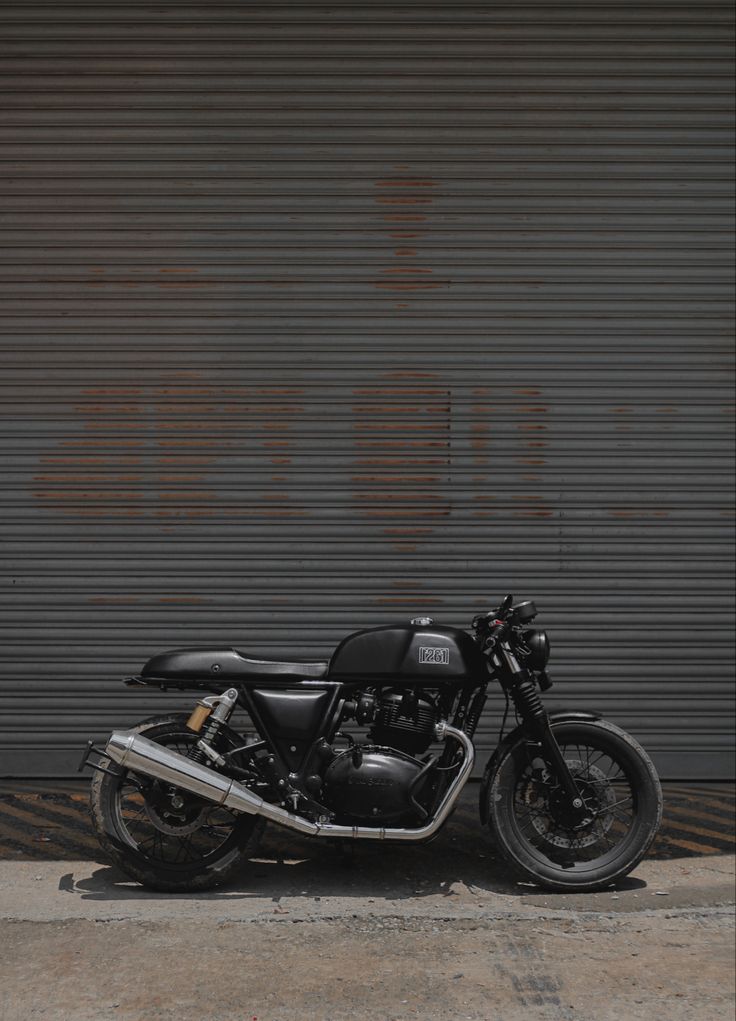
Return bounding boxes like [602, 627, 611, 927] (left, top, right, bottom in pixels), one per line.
[90, 715, 262, 891]
[484, 719, 662, 892]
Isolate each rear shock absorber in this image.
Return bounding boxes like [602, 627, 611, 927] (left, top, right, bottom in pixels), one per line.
[185, 688, 239, 765]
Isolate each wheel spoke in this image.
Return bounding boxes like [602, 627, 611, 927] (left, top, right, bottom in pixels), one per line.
[172, 834, 195, 864]
[611, 808, 634, 826]
[511, 733, 639, 869]
[110, 728, 242, 869]
[596, 796, 633, 816]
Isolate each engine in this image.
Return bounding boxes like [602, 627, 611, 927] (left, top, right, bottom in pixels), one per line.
[321, 689, 441, 823]
[369, 690, 439, 756]
[322, 746, 426, 822]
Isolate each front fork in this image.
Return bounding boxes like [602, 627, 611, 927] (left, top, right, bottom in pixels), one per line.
[495, 645, 589, 818]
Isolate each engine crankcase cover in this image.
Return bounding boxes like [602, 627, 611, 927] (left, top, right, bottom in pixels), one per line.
[322, 746, 423, 822]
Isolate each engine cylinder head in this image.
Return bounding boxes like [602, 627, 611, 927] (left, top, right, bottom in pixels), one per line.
[369, 691, 438, 756]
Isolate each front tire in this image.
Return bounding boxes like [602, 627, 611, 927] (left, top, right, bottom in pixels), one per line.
[90, 715, 263, 892]
[483, 718, 662, 892]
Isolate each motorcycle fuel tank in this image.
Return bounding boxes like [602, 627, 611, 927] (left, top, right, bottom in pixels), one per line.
[328, 622, 483, 682]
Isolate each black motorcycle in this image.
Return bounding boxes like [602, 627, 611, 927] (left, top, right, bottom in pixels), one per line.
[82, 595, 662, 893]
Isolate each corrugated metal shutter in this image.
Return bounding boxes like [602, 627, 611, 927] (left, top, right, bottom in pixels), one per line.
[1, 1, 733, 780]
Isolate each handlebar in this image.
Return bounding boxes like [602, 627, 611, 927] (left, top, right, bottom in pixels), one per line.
[472, 593, 514, 633]
[472, 593, 539, 651]
[482, 620, 509, 655]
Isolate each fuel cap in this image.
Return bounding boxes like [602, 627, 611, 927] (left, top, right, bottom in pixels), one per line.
[410, 616, 434, 626]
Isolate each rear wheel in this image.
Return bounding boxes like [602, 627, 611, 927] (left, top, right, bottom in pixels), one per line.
[90, 715, 262, 892]
[484, 719, 662, 892]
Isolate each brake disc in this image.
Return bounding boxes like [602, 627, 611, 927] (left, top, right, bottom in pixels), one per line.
[521, 760, 616, 849]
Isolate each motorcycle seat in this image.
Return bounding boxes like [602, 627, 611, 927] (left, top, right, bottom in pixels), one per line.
[234, 654, 329, 681]
[136, 647, 329, 688]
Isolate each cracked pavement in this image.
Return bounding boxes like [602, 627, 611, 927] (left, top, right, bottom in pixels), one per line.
[0, 825, 733, 1021]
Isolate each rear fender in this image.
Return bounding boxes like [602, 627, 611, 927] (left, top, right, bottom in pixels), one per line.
[478, 710, 601, 824]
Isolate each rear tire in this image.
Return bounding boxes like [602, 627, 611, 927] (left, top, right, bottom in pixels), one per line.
[483, 718, 662, 892]
[90, 715, 263, 892]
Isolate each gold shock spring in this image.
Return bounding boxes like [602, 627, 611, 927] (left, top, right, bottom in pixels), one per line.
[186, 702, 213, 733]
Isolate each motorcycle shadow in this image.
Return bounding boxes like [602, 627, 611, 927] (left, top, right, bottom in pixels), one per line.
[66, 808, 647, 902]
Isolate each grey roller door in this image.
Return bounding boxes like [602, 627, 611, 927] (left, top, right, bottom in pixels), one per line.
[0, 1, 733, 779]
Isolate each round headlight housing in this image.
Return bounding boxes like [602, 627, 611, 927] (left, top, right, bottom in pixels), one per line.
[522, 628, 550, 670]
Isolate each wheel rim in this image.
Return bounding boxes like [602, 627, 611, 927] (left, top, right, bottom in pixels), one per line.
[110, 729, 243, 870]
[509, 735, 639, 874]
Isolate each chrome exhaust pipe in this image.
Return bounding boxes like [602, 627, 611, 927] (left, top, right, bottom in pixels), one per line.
[104, 722, 474, 842]
[105, 729, 319, 836]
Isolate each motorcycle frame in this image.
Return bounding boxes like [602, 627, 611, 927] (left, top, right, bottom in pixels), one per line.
[98, 645, 591, 835]
[204, 674, 485, 821]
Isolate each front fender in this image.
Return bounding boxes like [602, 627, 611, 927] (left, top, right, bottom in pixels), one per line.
[478, 710, 601, 824]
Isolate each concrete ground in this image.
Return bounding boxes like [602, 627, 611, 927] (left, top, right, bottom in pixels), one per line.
[0, 782, 734, 1020]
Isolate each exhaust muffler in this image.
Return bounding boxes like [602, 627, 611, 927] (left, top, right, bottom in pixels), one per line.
[104, 722, 473, 842]
[106, 730, 320, 835]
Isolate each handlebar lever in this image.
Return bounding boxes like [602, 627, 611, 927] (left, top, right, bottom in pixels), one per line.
[482, 620, 509, 655]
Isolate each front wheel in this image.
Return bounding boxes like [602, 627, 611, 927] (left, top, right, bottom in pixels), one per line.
[90, 715, 263, 892]
[483, 719, 662, 892]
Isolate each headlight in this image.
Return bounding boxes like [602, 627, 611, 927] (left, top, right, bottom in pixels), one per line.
[522, 628, 550, 670]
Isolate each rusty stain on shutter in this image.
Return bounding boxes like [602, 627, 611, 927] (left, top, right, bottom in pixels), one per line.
[0, 1, 733, 779]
